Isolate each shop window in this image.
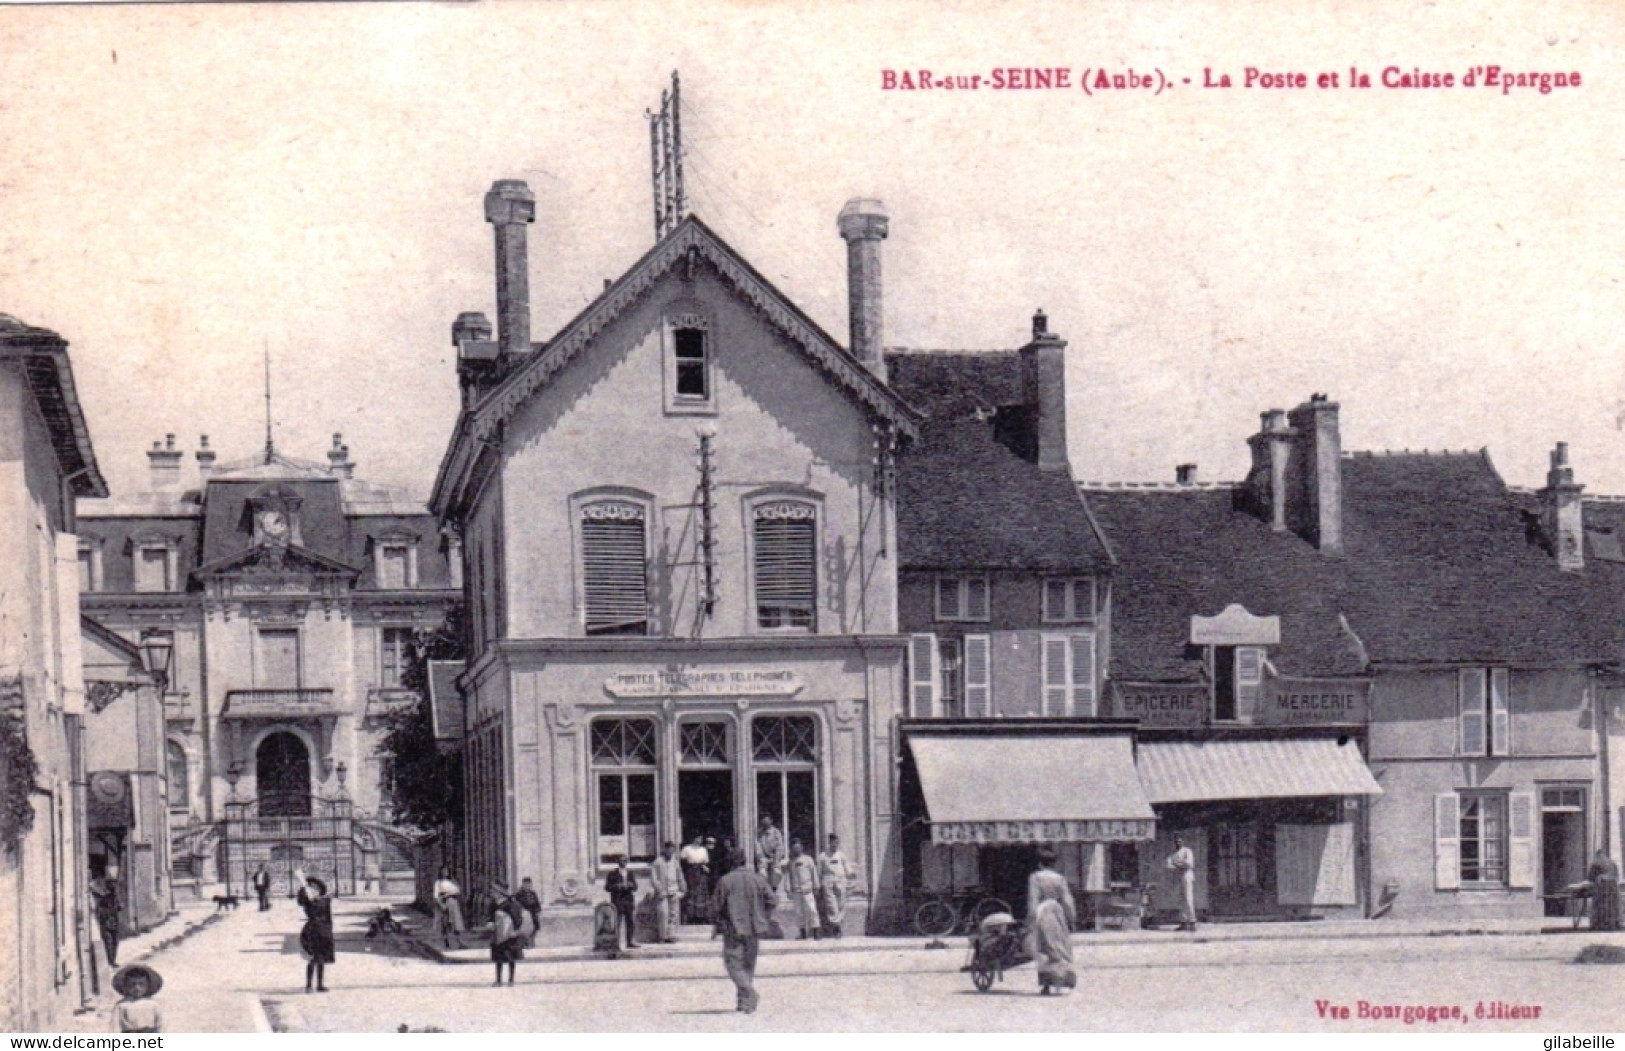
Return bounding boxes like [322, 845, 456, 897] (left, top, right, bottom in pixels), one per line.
[592, 718, 659, 865]
[1042, 577, 1095, 623]
[580, 501, 649, 636]
[752, 502, 816, 630]
[1212, 824, 1263, 890]
[1212, 645, 1264, 722]
[166, 740, 188, 813]
[380, 627, 412, 689]
[1040, 632, 1096, 716]
[935, 576, 989, 622]
[753, 716, 819, 859]
[1458, 668, 1511, 757]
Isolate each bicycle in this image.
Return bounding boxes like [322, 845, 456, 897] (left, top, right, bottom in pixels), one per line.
[912, 888, 1012, 938]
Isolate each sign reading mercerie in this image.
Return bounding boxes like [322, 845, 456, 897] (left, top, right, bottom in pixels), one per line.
[604, 668, 805, 698]
[1260, 678, 1369, 725]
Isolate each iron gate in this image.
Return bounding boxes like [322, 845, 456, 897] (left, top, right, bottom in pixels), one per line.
[222, 794, 356, 896]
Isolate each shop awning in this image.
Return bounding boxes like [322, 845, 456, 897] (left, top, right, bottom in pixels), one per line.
[1136, 738, 1382, 804]
[909, 733, 1156, 845]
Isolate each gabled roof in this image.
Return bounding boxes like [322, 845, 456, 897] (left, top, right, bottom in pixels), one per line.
[1087, 450, 1608, 683]
[888, 349, 1112, 574]
[0, 315, 108, 498]
[432, 215, 920, 518]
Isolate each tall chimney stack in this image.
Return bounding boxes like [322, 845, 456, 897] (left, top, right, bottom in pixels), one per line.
[147, 434, 182, 491]
[1542, 441, 1585, 571]
[837, 198, 889, 379]
[327, 433, 354, 478]
[1247, 409, 1295, 532]
[484, 179, 536, 361]
[1285, 395, 1343, 553]
[195, 435, 216, 478]
[1019, 309, 1070, 472]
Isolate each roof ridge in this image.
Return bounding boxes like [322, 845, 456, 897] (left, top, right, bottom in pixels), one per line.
[1345, 448, 1486, 458]
[1077, 480, 1243, 491]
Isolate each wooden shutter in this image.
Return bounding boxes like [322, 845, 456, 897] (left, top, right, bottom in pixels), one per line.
[1458, 669, 1487, 757]
[1070, 633, 1096, 716]
[1507, 791, 1536, 889]
[1235, 646, 1264, 721]
[1434, 792, 1461, 890]
[582, 506, 647, 634]
[909, 634, 940, 717]
[1043, 579, 1067, 622]
[754, 509, 816, 627]
[965, 577, 989, 620]
[964, 635, 991, 717]
[936, 577, 960, 620]
[1489, 668, 1511, 756]
[1041, 636, 1070, 715]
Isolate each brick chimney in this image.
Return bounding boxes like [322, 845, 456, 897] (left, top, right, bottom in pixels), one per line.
[327, 433, 354, 478]
[453, 311, 499, 411]
[484, 179, 536, 362]
[1246, 409, 1294, 531]
[195, 435, 216, 478]
[837, 198, 889, 380]
[1019, 310, 1070, 472]
[1541, 441, 1585, 571]
[1176, 463, 1198, 484]
[147, 434, 183, 491]
[1285, 395, 1343, 553]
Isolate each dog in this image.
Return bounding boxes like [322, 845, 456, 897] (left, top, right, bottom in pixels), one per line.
[212, 894, 241, 911]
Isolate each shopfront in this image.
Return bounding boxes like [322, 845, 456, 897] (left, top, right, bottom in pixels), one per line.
[899, 722, 1157, 924]
[1135, 734, 1381, 921]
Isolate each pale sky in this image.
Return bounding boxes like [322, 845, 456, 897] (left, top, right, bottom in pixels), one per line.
[3, 0, 1624, 502]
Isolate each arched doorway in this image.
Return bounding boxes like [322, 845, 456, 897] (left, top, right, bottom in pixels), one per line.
[256, 732, 311, 817]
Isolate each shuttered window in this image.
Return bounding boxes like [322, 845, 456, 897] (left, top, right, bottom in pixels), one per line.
[964, 634, 992, 717]
[754, 502, 816, 630]
[1042, 633, 1095, 716]
[581, 502, 648, 636]
[908, 633, 940, 717]
[1458, 669, 1488, 757]
[936, 576, 990, 621]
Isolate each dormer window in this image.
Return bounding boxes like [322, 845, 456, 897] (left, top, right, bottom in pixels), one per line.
[1212, 645, 1265, 722]
[662, 309, 715, 414]
[370, 533, 420, 590]
[129, 535, 179, 593]
[1042, 577, 1095, 623]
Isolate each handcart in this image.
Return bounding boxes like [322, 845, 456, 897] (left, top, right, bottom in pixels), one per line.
[961, 911, 1032, 992]
[1542, 881, 1593, 929]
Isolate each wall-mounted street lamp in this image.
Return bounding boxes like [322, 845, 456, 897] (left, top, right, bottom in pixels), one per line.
[139, 629, 174, 695]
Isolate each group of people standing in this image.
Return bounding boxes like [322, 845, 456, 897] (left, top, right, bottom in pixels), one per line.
[750, 817, 854, 939]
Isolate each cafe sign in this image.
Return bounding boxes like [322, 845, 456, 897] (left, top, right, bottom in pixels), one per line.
[1259, 677, 1369, 725]
[604, 667, 805, 699]
[1110, 683, 1206, 727]
[932, 818, 1155, 845]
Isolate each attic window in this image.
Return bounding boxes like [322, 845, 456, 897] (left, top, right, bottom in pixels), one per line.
[663, 311, 714, 415]
[132, 540, 179, 593]
[1042, 578, 1095, 623]
[372, 536, 418, 590]
[1212, 645, 1265, 722]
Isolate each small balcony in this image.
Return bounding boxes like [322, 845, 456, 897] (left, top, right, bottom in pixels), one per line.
[364, 687, 419, 722]
[222, 688, 339, 720]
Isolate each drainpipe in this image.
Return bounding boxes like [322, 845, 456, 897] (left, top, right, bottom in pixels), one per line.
[1595, 677, 1613, 858]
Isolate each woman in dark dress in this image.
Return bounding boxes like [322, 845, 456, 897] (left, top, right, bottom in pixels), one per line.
[296, 876, 335, 993]
[489, 883, 525, 986]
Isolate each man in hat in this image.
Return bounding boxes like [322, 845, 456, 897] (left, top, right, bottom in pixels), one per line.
[604, 855, 639, 949]
[112, 965, 163, 1033]
[712, 847, 776, 1014]
[89, 876, 121, 967]
[514, 878, 543, 947]
[817, 833, 853, 938]
[755, 816, 786, 893]
[252, 864, 272, 911]
[488, 882, 525, 986]
[1166, 835, 1197, 932]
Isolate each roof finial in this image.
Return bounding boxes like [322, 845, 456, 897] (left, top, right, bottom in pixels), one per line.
[263, 339, 275, 464]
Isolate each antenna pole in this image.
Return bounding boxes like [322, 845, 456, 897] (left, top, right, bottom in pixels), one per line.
[263, 341, 274, 464]
[647, 109, 663, 238]
[671, 71, 686, 223]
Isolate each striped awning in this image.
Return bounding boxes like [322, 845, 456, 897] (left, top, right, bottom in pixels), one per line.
[910, 733, 1156, 844]
[1136, 738, 1382, 804]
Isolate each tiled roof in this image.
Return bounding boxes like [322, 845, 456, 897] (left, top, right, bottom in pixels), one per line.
[0, 315, 108, 497]
[1087, 451, 1608, 682]
[888, 349, 1112, 574]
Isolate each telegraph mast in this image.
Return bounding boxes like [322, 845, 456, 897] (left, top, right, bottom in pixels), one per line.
[647, 71, 687, 239]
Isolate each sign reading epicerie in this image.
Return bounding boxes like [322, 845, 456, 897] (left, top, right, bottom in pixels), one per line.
[1259, 678, 1369, 725]
[1111, 684, 1206, 726]
[604, 668, 805, 699]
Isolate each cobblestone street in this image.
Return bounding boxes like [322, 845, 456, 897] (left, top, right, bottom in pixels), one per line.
[67, 897, 1625, 1032]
